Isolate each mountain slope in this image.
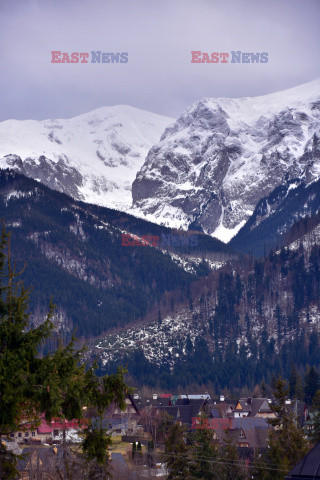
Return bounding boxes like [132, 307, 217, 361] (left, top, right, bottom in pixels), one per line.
[132, 79, 320, 241]
[97, 223, 320, 389]
[0, 105, 173, 211]
[1, 169, 232, 337]
[229, 177, 320, 256]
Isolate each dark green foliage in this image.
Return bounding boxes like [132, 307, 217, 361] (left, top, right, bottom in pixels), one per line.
[0, 226, 129, 475]
[164, 422, 190, 480]
[189, 426, 219, 480]
[289, 363, 298, 399]
[264, 377, 310, 479]
[251, 450, 269, 480]
[132, 441, 137, 459]
[0, 170, 230, 338]
[0, 444, 18, 480]
[304, 366, 320, 405]
[218, 430, 246, 480]
[147, 439, 155, 467]
[82, 428, 112, 464]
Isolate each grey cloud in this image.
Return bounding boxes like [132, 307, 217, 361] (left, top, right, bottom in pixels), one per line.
[0, 0, 319, 121]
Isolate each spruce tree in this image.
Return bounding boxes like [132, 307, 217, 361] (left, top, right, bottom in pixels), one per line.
[132, 441, 137, 459]
[189, 424, 219, 480]
[164, 422, 190, 480]
[304, 366, 320, 405]
[295, 372, 304, 400]
[137, 440, 142, 457]
[219, 430, 246, 480]
[0, 226, 129, 476]
[289, 363, 298, 398]
[266, 376, 310, 480]
[147, 438, 155, 467]
[251, 450, 269, 480]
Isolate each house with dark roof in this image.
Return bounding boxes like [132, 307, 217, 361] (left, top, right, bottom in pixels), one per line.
[16, 447, 133, 479]
[285, 443, 320, 479]
[234, 398, 276, 419]
[103, 394, 140, 436]
[231, 417, 271, 449]
[190, 415, 271, 452]
[16, 445, 75, 479]
[154, 397, 210, 429]
[204, 417, 271, 450]
[210, 400, 235, 418]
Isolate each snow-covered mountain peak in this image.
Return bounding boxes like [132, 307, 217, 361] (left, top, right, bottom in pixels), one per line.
[132, 79, 320, 241]
[0, 106, 174, 211]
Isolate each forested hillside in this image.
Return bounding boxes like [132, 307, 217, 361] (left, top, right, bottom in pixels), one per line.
[1, 169, 230, 338]
[99, 217, 320, 391]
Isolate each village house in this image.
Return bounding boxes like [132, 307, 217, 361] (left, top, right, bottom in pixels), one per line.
[209, 395, 235, 418]
[16, 445, 75, 479]
[16, 446, 133, 480]
[9, 416, 87, 445]
[233, 397, 276, 419]
[102, 394, 140, 436]
[191, 416, 271, 452]
[154, 397, 213, 430]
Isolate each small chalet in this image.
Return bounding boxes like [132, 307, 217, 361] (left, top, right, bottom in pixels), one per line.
[16, 446, 74, 479]
[17, 447, 133, 479]
[208, 417, 271, 451]
[209, 397, 235, 418]
[234, 397, 276, 419]
[103, 394, 140, 436]
[155, 397, 211, 429]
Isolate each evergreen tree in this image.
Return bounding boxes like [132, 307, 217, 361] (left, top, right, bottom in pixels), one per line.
[132, 441, 137, 459]
[219, 430, 246, 480]
[136, 440, 143, 464]
[0, 227, 129, 475]
[251, 450, 269, 480]
[304, 366, 320, 405]
[147, 438, 155, 467]
[289, 363, 298, 398]
[164, 422, 190, 480]
[235, 274, 243, 304]
[295, 373, 304, 400]
[0, 444, 18, 480]
[266, 377, 310, 479]
[261, 380, 268, 398]
[189, 422, 219, 480]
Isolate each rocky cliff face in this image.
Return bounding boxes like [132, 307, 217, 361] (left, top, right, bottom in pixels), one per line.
[132, 79, 320, 241]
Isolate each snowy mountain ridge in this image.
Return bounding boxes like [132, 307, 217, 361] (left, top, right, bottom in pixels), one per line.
[132, 78, 320, 241]
[0, 105, 174, 212]
[1, 79, 320, 243]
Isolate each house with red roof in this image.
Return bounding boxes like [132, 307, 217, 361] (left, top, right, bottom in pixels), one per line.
[9, 415, 88, 445]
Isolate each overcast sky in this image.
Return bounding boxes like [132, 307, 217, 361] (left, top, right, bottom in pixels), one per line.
[0, 0, 319, 121]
